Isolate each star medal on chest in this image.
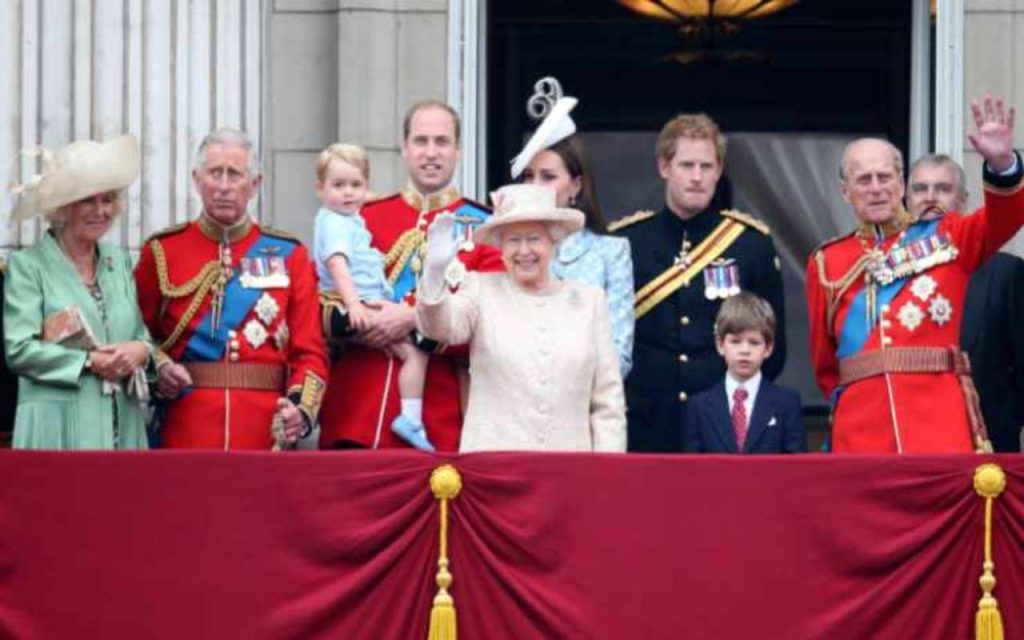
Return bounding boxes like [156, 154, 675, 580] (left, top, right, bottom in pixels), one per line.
[704, 258, 740, 300]
[243, 318, 269, 349]
[255, 292, 280, 325]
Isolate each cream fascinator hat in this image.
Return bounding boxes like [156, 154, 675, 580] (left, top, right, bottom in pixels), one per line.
[473, 184, 584, 247]
[509, 96, 578, 180]
[10, 135, 140, 220]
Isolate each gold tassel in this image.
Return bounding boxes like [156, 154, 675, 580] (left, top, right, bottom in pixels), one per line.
[428, 465, 462, 640]
[973, 463, 1007, 640]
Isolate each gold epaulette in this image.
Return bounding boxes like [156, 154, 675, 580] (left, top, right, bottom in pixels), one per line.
[143, 221, 189, 245]
[720, 209, 770, 235]
[607, 209, 656, 232]
[261, 226, 301, 244]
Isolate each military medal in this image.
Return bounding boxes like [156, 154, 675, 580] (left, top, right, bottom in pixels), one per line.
[703, 258, 739, 300]
[444, 258, 467, 289]
[897, 301, 924, 332]
[243, 318, 268, 349]
[240, 254, 290, 289]
[674, 235, 692, 268]
[255, 293, 280, 325]
[454, 214, 478, 252]
[910, 274, 937, 301]
[274, 323, 290, 351]
[928, 294, 953, 326]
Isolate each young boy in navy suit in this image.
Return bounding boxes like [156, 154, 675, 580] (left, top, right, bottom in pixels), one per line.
[683, 292, 807, 454]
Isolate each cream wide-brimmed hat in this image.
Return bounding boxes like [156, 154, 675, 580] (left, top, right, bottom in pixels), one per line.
[473, 184, 584, 247]
[9, 135, 140, 221]
[509, 96, 578, 179]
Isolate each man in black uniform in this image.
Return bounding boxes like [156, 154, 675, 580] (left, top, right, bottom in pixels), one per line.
[612, 113, 786, 452]
[907, 153, 1024, 452]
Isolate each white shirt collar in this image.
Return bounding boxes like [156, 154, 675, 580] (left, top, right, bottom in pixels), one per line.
[725, 370, 762, 408]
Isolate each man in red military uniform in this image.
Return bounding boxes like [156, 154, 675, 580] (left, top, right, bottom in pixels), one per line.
[318, 101, 502, 450]
[135, 128, 328, 450]
[806, 96, 1024, 453]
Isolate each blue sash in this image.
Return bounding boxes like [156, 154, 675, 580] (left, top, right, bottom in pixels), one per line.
[182, 234, 297, 362]
[835, 219, 938, 359]
[390, 201, 490, 302]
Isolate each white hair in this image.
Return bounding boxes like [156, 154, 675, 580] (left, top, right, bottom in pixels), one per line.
[193, 127, 260, 175]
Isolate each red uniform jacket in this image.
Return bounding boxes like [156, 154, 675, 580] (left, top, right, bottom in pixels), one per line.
[135, 217, 328, 449]
[806, 167, 1024, 453]
[318, 184, 503, 450]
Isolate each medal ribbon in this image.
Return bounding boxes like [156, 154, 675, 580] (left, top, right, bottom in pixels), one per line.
[634, 219, 744, 320]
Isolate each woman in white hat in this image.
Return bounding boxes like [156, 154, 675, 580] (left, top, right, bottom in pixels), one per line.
[4, 135, 155, 450]
[511, 96, 635, 378]
[416, 183, 626, 452]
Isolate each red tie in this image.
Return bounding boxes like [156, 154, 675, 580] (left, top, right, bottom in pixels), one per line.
[732, 387, 749, 452]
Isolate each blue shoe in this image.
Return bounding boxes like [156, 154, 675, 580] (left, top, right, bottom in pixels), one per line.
[391, 415, 435, 452]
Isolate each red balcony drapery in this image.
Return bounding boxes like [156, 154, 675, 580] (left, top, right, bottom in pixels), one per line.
[1, 451, 1021, 639]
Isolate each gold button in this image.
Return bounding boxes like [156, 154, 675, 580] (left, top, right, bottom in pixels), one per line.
[680, 316, 691, 326]
[230, 340, 240, 350]
[229, 353, 240, 362]
[678, 391, 688, 402]
[678, 353, 689, 363]
[228, 330, 238, 339]
[682, 279, 690, 287]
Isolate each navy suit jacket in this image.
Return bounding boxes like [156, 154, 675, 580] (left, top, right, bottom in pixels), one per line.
[682, 379, 807, 454]
[960, 253, 1024, 452]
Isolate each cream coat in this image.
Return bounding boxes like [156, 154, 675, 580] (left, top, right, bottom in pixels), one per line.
[417, 272, 626, 452]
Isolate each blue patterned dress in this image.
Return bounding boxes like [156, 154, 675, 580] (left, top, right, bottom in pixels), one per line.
[550, 228, 635, 377]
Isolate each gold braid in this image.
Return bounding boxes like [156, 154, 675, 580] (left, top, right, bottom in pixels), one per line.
[151, 239, 221, 351]
[815, 249, 872, 336]
[384, 227, 426, 288]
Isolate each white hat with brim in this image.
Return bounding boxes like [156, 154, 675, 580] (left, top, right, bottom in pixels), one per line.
[9, 135, 140, 221]
[509, 97, 578, 179]
[474, 184, 585, 247]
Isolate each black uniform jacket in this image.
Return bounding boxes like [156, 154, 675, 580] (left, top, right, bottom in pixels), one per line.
[615, 206, 786, 452]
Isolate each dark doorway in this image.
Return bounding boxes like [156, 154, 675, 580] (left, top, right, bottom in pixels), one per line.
[487, 0, 912, 197]
[487, 1, 915, 420]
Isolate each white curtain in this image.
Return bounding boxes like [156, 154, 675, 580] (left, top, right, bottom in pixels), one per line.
[726, 133, 864, 407]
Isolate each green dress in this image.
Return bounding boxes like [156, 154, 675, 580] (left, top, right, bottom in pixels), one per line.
[3, 232, 154, 450]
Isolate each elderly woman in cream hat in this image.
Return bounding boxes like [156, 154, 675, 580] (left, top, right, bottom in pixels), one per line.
[4, 135, 155, 449]
[416, 183, 626, 452]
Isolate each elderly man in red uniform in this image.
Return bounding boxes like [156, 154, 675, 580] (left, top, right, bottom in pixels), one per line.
[318, 101, 502, 450]
[135, 128, 328, 450]
[806, 96, 1024, 453]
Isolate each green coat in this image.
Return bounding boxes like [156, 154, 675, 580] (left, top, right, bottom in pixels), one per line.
[3, 232, 154, 450]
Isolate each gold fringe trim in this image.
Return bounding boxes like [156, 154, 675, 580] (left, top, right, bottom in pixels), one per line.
[428, 465, 462, 640]
[973, 463, 1007, 640]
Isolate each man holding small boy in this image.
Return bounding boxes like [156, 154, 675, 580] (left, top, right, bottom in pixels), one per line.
[318, 100, 502, 451]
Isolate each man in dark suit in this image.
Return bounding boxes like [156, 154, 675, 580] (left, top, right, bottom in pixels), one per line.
[612, 113, 786, 453]
[683, 292, 806, 454]
[908, 153, 1024, 452]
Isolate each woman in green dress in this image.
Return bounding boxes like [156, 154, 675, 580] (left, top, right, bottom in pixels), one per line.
[4, 135, 154, 449]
